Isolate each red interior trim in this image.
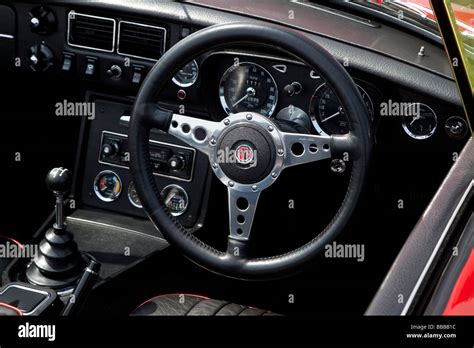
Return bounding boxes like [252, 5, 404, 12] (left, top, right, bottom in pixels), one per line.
[0, 302, 24, 316]
[443, 249, 474, 315]
[0, 235, 25, 248]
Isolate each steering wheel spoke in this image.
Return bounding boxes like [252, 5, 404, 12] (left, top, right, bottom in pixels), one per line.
[227, 187, 260, 242]
[281, 132, 333, 169]
[168, 113, 224, 158]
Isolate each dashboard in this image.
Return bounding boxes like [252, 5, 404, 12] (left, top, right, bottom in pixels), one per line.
[0, 1, 470, 231]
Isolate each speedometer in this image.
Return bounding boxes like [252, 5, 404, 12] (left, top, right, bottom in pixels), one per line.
[219, 62, 278, 117]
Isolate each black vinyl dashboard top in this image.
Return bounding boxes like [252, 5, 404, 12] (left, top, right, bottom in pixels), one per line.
[10, 0, 462, 107]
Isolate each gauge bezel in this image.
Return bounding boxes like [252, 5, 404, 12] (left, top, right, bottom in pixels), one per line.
[401, 102, 438, 140]
[172, 59, 199, 88]
[219, 61, 279, 117]
[160, 184, 189, 217]
[127, 181, 143, 208]
[309, 83, 374, 136]
[93, 170, 122, 202]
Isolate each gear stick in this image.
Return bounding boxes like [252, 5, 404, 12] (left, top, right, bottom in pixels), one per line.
[26, 168, 85, 289]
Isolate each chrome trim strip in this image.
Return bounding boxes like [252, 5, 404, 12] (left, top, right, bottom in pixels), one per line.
[117, 20, 167, 61]
[0, 284, 51, 316]
[401, 179, 474, 315]
[347, 2, 441, 42]
[67, 11, 116, 53]
[98, 130, 196, 182]
[0, 34, 14, 39]
[292, 0, 379, 28]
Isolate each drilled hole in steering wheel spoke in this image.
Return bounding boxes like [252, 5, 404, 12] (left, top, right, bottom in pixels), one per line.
[181, 124, 191, 133]
[236, 197, 249, 211]
[309, 143, 318, 153]
[193, 127, 207, 141]
[237, 215, 246, 224]
[291, 142, 305, 156]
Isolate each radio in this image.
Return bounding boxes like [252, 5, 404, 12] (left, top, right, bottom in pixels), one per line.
[98, 131, 195, 181]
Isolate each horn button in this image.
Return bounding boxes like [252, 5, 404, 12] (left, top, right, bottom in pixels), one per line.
[217, 125, 276, 184]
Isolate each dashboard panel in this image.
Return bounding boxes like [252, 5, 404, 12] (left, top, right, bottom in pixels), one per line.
[0, 1, 470, 231]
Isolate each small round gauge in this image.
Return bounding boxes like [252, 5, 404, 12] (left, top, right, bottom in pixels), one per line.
[402, 103, 437, 140]
[172, 59, 199, 87]
[94, 170, 122, 202]
[128, 182, 142, 208]
[219, 62, 278, 117]
[160, 184, 189, 217]
[309, 84, 374, 135]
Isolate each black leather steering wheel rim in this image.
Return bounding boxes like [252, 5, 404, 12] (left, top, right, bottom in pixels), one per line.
[128, 22, 371, 280]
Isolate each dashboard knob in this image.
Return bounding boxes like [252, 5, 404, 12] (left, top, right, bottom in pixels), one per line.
[168, 155, 186, 171]
[28, 6, 57, 35]
[102, 141, 120, 157]
[106, 65, 123, 79]
[283, 82, 302, 96]
[445, 116, 468, 139]
[27, 42, 55, 72]
[30, 17, 40, 28]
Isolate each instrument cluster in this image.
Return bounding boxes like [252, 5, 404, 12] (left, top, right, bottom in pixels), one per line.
[170, 51, 469, 142]
[197, 51, 379, 137]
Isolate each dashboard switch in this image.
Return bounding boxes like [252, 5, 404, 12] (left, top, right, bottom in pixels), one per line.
[85, 56, 98, 77]
[132, 65, 145, 85]
[61, 53, 74, 72]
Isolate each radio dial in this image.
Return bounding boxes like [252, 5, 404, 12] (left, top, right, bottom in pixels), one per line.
[102, 141, 120, 157]
[168, 155, 185, 171]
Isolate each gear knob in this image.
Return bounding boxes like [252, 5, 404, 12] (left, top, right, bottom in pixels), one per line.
[46, 167, 72, 194]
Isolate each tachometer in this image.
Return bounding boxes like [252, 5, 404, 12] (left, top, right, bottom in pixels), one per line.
[309, 84, 374, 135]
[219, 62, 278, 117]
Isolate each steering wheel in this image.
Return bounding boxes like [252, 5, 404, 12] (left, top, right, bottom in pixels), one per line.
[128, 23, 371, 279]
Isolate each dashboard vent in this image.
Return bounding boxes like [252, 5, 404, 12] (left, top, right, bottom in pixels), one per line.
[67, 11, 116, 52]
[118, 21, 167, 60]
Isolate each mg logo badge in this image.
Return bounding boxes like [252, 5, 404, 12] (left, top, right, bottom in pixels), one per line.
[235, 144, 254, 165]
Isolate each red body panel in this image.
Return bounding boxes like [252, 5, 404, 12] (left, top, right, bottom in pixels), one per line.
[444, 249, 474, 315]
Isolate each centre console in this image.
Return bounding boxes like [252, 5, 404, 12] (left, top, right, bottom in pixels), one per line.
[79, 96, 211, 229]
[0, 282, 57, 316]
